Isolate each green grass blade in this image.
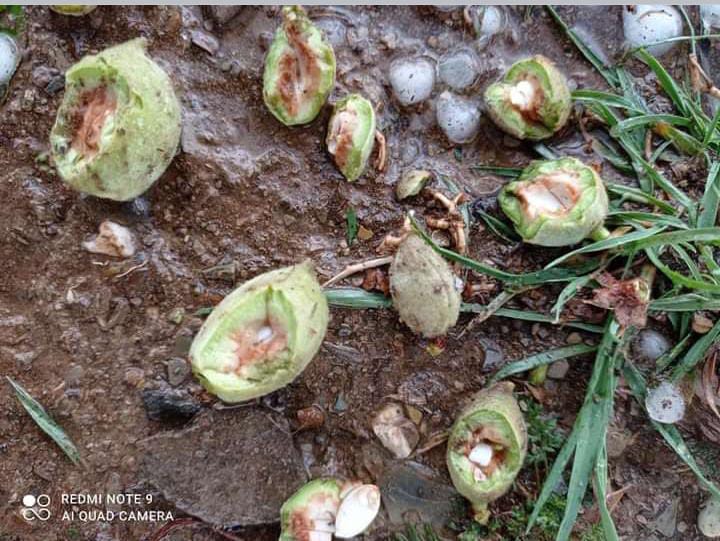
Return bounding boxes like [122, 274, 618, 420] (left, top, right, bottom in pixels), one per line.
[324, 288, 392, 309]
[635, 49, 691, 117]
[572, 89, 644, 114]
[607, 211, 688, 229]
[698, 162, 720, 228]
[411, 215, 603, 286]
[526, 426, 580, 533]
[551, 274, 595, 323]
[595, 443, 620, 541]
[545, 227, 665, 269]
[346, 207, 358, 246]
[555, 323, 619, 541]
[490, 344, 597, 383]
[546, 6, 620, 88]
[471, 165, 522, 177]
[646, 248, 720, 292]
[607, 184, 677, 215]
[610, 114, 691, 136]
[7, 376, 81, 465]
[671, 318, 720, 381]
[462, 304, 605, 333]
[628, 228, 720, 252]
[650, 293, 720, 311]
[474, 208, 520, 243]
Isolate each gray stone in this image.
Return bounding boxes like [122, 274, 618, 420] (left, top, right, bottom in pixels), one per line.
[141, 408, 307, 527]
[547, 360, 570, 379]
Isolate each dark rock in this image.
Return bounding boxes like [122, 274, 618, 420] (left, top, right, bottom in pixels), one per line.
[379, 461, 461, 528]
[141, 388, 200, 422]
[140, 408, 307, 527]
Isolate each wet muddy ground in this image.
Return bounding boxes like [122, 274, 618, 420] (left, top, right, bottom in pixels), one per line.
[1, 5, 719, 541]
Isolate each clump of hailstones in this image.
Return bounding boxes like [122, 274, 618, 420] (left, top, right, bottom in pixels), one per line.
[50, 39, 181, 201]
[279, 479, 381, 540]
[499, 157, 610, 247]
[190, 261, 329, 403]
[446, 382, 527, 523]
[484, 55, 571, 141]
[326, 94, 376, 181]
[263, 6, 336, 126]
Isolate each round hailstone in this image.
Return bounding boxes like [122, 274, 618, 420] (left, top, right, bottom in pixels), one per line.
[334, 484, 381, 539]
[468, 442, 493, 467]
[438, 49, 479, 92]
[631, 329, 672, 364]
[698, 497, 720, 538]
[700, 5, 720, 33]
[645, 381, 686, 424]
[436, 91, 481, 144]
[0, 34, 19, 88]
[388, 57, 436, 106]
[622, 5, 683, 57]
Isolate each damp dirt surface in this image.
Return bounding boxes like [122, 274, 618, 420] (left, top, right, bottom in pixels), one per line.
[1, 5, 719, 541]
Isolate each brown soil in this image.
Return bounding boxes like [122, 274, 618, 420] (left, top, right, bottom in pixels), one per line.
[1, 6, 716, 541]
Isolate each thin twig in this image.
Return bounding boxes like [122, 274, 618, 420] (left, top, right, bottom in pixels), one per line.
[322, 256, 393, 288]
[374, 130, 387, 172]
[114, 260, 149, 280]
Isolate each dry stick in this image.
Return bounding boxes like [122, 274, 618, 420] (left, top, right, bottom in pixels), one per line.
[702, 352, 720, 421]
[374, 130, 387, 172]
[690, 53, 720, 99]
[322, 256, 393, 288]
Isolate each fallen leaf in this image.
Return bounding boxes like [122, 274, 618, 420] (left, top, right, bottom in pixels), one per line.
[586, 273, 649, 329]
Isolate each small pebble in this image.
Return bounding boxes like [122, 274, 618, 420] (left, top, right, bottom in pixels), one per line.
[547, 360, 569, 379]
[124, 367, 145, 387]
[166, 358, 190, 386]
[567, 332, 583, 345]
[141, 388, 200, 423]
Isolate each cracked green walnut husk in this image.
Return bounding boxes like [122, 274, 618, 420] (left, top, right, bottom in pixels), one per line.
[280, 479, 381, 541]
[50, 38, 181, 201]
[389, 233, 461, 338]
[263, 6, 336, 126]
[190, 261, 329, 403]
[499, 157, 609, 247]
[484, 55, 571, 141]
[50, 5, 97, 16]
[327, 94, 376, 181]
[447, 382, 527, 524]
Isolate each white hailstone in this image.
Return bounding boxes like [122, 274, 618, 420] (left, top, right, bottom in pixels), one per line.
[477, 6, 507, 45]
[435, 91, 481, 144]
[698, 497, 720, 538]
[0, 34, 19, 89]
[645, 381, 686, 424]
[438, 49, 479, 92]
[468, 442, 493, 467]
[700, 5, 720, 33]
[388, 56, 436, 106]
[623, 5, 683, 57]
[334, 484, 381, 539]
[82, 220, 137, 258]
